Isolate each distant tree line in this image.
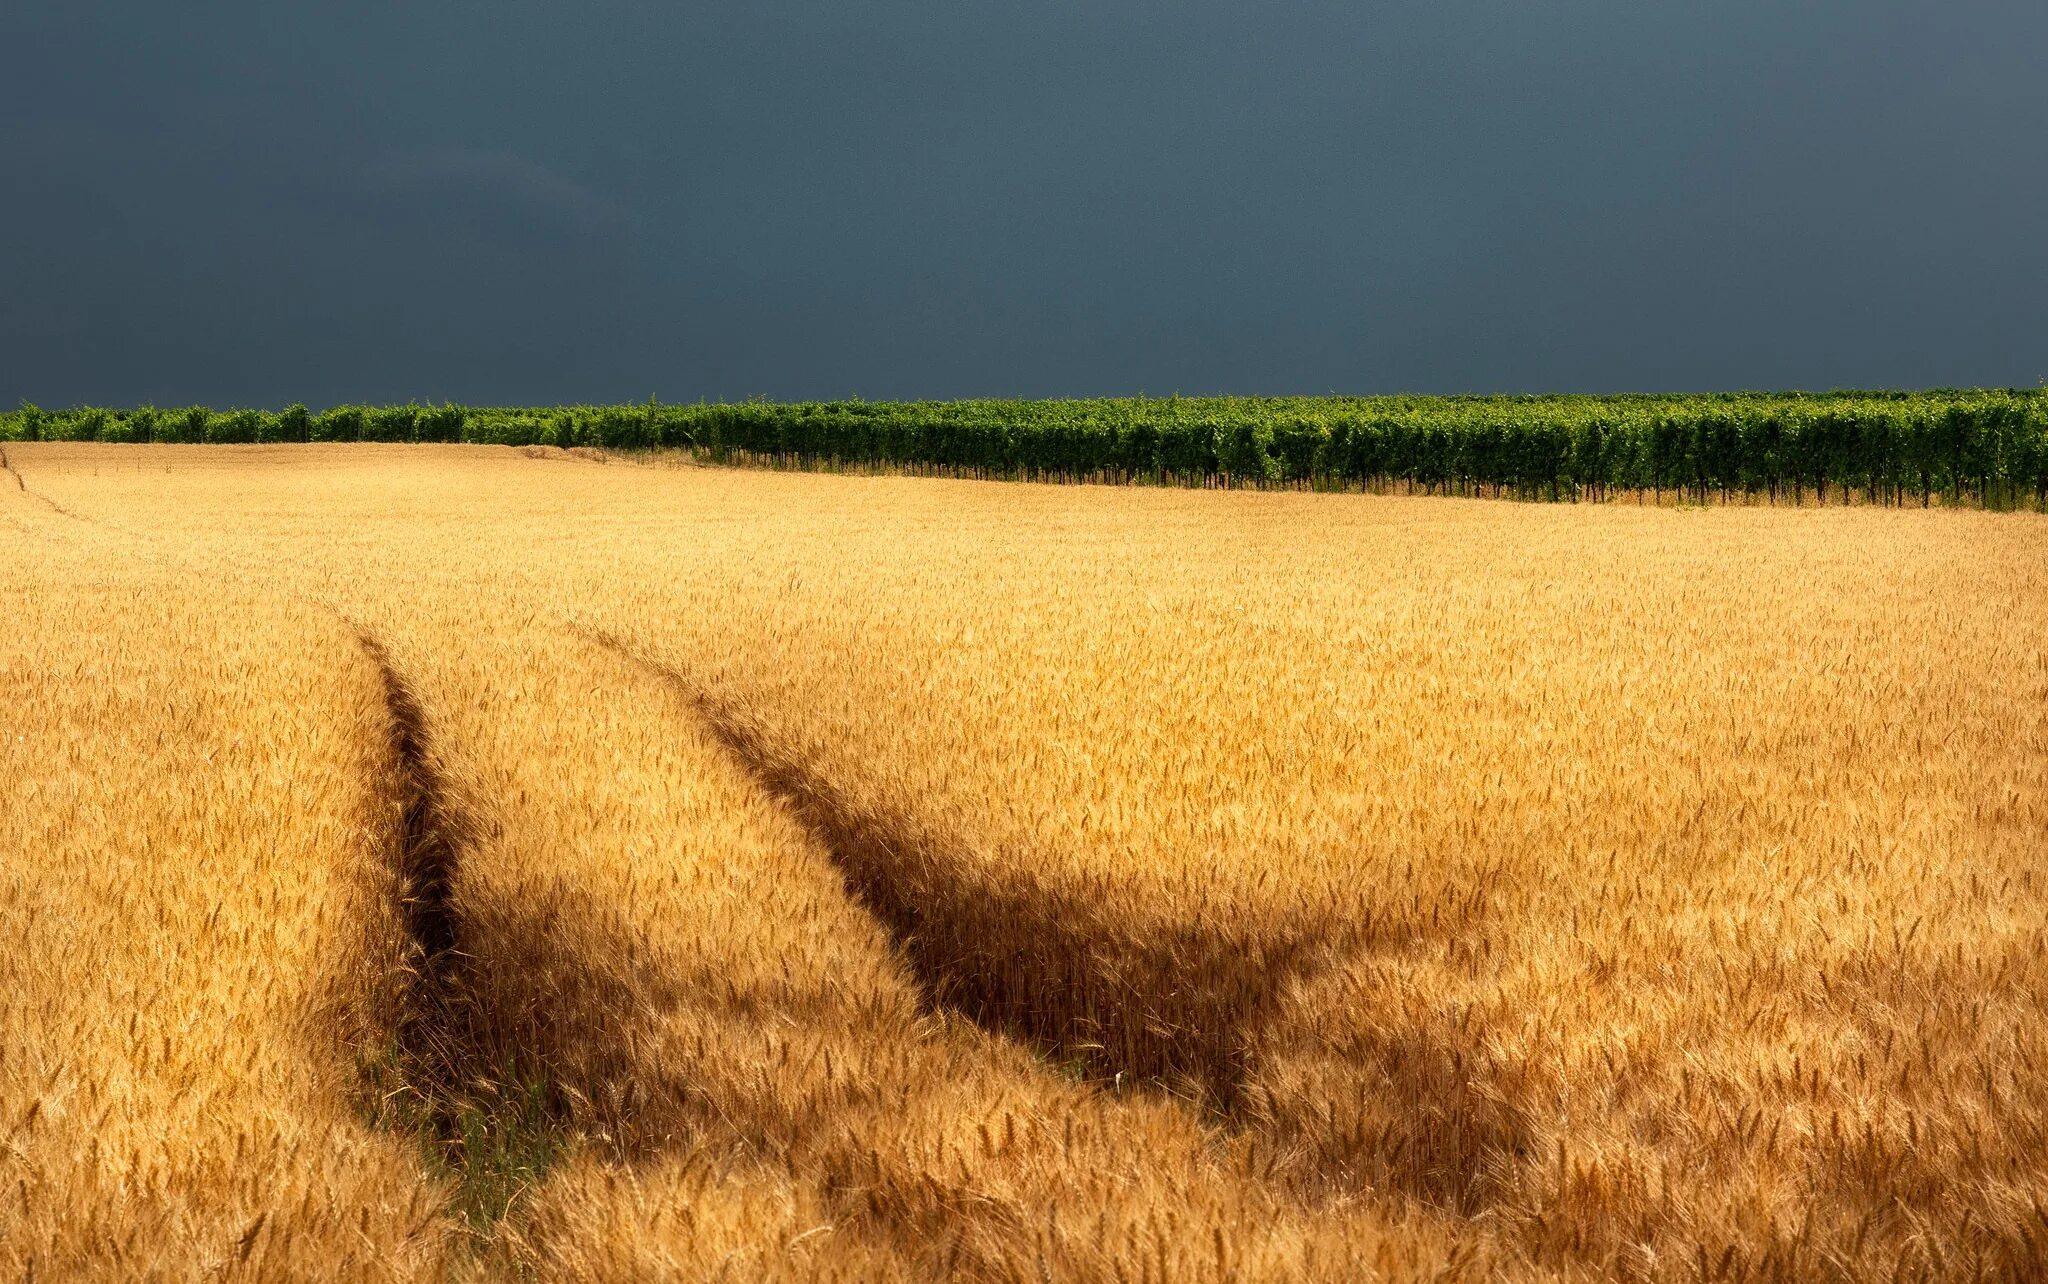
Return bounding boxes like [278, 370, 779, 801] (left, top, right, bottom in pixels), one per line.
[9, 390, 2046, 507]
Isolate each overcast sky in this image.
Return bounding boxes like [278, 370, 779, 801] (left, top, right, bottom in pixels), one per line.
[4, 2, 2044, 406]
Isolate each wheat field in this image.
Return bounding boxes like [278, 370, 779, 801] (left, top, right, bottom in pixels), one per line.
[3, 443, 2044, 1282]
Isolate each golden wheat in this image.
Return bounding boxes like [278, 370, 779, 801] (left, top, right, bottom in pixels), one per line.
[7, 442, 2046, 1282]
[0, 497, 456, 1280]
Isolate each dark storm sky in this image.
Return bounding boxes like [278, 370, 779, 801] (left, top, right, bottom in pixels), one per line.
[4, 2, 2044, 407]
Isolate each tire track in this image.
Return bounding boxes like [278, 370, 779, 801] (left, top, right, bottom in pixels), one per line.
[0, 457, 569, 1231]
[356, 631, 463, 998]
[351, 628, 571, 1236]
[590, 630, 1359, 1114]
[449, 628, 1481, 1280]
[0, 447, 87, 521]
[585, 629, 1539, 1223]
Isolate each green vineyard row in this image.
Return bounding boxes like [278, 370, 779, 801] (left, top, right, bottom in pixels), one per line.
[8, 391, 2047, 506]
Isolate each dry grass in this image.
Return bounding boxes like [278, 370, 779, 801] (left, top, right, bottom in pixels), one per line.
[6, 442, 2046, 1281]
